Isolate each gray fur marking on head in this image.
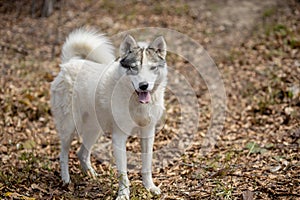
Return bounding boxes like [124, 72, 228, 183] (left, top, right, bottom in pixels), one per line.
[119, 36, 167, 75]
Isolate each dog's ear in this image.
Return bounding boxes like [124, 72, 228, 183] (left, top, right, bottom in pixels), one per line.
[119, 35, 137, 57]
[149, 36, 167, 59]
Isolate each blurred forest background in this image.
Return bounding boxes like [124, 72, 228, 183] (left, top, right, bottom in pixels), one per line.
[0, 0, 299, 199]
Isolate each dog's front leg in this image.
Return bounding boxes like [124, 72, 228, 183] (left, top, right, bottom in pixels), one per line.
[141, 126, 161, 195]
[112, 128, 130, 200]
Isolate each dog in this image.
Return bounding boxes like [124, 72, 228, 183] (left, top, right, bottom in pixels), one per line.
[50, 28, 167, 199]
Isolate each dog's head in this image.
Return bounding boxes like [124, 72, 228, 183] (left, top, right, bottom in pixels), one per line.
[119, 35, 167, 104]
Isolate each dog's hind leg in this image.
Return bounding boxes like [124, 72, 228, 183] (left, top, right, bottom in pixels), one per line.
[59, 115, 76, 184]
[77, 142, 98, 178]
[77, 120, 100, 178]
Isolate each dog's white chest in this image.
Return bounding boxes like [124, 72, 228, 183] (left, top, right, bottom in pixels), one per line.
[130, 105, 152, 127]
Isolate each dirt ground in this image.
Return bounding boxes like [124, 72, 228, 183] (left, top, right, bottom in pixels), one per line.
[0, 0, 299, 199]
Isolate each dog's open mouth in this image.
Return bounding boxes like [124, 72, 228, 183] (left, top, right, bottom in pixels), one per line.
[136, 91, 151, 104]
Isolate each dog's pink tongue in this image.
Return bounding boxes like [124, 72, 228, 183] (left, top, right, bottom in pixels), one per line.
[138, 92, 151, 104]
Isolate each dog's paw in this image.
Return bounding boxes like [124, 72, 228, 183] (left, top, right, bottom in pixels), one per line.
[80, 164, 98, 179]
[147, 186, 161, 195]
[62, 180, 70, 186]
[115, 194, 129, 200]
[86, 167, 98, 179]
[116, 186, 130, 200]
[61, 181, 75, 191]
[61, 174, 70, 185]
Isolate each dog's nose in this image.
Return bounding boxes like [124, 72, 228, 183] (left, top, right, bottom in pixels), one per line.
[139, 82, 149, 91]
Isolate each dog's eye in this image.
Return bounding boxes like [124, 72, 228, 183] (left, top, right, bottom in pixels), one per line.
[129, 65, 138, 71]
[150, 66, 158, 71]
[120, 61, 136, 71]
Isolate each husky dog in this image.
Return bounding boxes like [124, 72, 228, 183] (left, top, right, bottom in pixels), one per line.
[50, 28, 167, 199]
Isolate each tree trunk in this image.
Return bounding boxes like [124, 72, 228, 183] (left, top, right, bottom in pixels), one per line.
[41, 0, 54, 17]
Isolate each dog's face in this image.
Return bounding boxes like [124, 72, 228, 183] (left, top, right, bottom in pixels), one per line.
[119, 35, 167, 104]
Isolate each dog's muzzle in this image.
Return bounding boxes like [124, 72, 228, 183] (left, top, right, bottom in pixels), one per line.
[136, 82, 151, 104]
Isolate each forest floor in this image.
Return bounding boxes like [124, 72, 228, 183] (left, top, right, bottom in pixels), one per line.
[0, 0, 299, 199]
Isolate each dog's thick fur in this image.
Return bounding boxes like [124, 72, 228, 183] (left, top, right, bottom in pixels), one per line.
[50, 28, 167, 199]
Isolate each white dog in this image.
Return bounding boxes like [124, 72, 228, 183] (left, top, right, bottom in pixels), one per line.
[50, 28, 167, 199]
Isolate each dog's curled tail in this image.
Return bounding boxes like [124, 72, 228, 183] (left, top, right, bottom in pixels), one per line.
[61, 28, 115, 64]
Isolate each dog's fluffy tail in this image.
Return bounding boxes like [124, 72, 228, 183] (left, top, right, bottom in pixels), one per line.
[61, 28, 115, 64]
